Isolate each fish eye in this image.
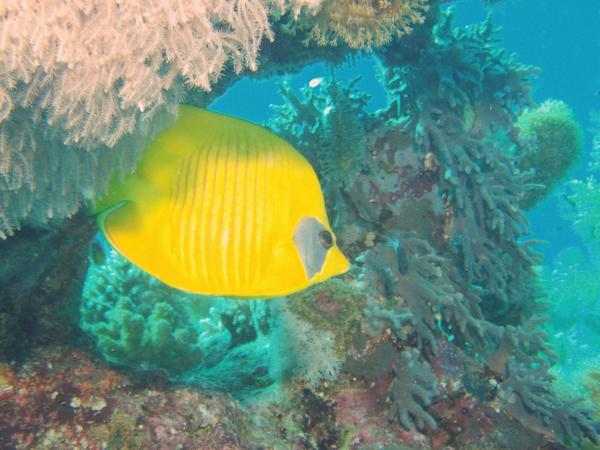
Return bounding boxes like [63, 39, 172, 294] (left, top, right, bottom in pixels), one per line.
[319, 230, 333, 249]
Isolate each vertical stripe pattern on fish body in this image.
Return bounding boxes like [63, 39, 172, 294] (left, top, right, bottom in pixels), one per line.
[95, 106, 349, 297]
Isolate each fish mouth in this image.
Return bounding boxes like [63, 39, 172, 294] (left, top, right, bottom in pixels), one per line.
[314, 245, 350, 282]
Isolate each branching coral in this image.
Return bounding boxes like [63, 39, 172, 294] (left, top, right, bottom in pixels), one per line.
[388, 348, 437, 430]
[267, 7, 598, 444]
[359, 231, 506, 357]
[377, 9, 543, 319]
[302, 0, 430, 49]
[269, 77, 371, 191]
[359, 234, 458, 351]
[498, 360, 599, 446]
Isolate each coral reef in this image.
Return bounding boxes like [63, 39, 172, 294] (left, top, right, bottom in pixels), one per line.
[81, 242, 206, 374]
[267, 6, 598, 447]
[539, 116, 600, 446]
[498, 360, 599, 447]
[270, 77, 371, 192]
[515, 99, 583, 209]
[3, 343, 563, 449]
[388, 348, 437, 430]
[1, 2, 598, 449]
[0, 346, 280, 449]
[81, 237, 351, 391]
[81, 240, 274, 389]
[377, 10, 543, 320]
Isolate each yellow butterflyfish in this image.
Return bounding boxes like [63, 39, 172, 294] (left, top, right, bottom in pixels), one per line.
[94, 105, 349, 297]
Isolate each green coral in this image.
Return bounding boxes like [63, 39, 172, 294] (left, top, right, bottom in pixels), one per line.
[81, 243, 207, 374]
[516, 99, 583, 209]
[80, 236, 271, 381]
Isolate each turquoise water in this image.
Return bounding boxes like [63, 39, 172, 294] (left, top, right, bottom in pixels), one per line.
[1, 1, 600, 448]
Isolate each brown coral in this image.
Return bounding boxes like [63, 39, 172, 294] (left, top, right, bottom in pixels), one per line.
[305, 0, 429, 49]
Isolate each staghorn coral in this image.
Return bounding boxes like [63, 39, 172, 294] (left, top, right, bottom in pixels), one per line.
[515, 99, 583, 209]
[377, 8, 543, 320]
[354, 233, 500, 433]
[269, 77, 371, 191]
[302, 0, 429, 50]
[497, 360, 599, 446]
[267, 11, 573, 439]
[268, 7, 599, 444]
[368, 11, 592, 442]
[358, 233, 503, 355]
[364, 300, 414, 342]
[485, 318, 557, 376]
[388, 348, 438, 430]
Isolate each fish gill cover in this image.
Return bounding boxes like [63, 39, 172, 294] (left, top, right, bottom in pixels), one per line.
[0, 1, 599, 449]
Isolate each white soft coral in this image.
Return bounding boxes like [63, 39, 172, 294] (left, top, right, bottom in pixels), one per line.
[0, 0, 323, 238]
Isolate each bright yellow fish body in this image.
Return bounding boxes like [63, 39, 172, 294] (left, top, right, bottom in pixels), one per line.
[94, 106, 349, 297]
